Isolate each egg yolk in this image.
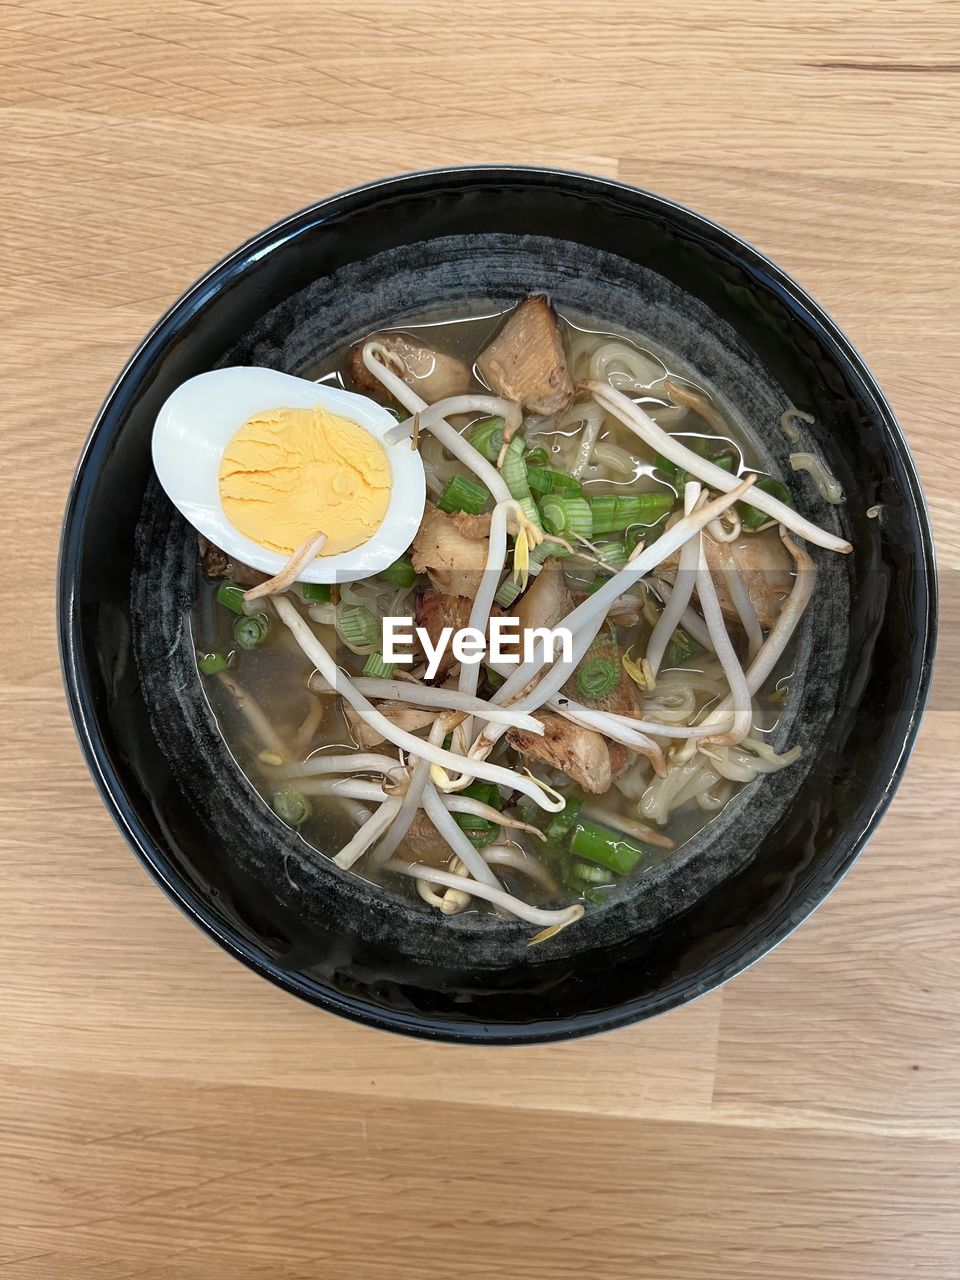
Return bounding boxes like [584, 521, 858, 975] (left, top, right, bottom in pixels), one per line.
[219, 406, 391, 557]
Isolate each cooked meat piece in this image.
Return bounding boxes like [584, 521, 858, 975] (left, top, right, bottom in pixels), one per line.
[400, 810, 450, 865]
[476, 297, 573, 417]
[349, 332, 471, 405]
[411, 502, 491, 597]
[506, 712, 613, 795]
[517, 559, 573, 635]
[415, 591, 502, 680]
[660, 525, 793, 629]
[197, 534, 267, 588]
[344, 700, 440, 749]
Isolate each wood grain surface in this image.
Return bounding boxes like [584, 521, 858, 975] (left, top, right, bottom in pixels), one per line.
[2, 2, 958, 1276]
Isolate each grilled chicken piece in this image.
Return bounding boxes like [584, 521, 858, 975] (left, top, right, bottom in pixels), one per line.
[197, 534, 267, 588]
[411, 502, 491, 597]
[344, 699, 440, 749]
[506, 712, 613, 795]
[400, 811, 450, 864]
[349, 332, 471, 405]
[508, 562, 634, 788]
[477, 297, 574, 417]
[660, 525, 793, 629]
[517, 559, 573, 634]
[415, 591, 502, 681]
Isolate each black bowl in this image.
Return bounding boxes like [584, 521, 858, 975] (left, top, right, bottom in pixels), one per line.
[59, 166, 936, 1043]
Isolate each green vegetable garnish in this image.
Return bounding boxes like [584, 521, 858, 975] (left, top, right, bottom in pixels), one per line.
[216, 582, 247, 615]
[233, 614, 269, 650]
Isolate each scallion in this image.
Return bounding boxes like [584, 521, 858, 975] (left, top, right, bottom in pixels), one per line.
[588, 493, 674, 535]
[495, 576, 524, 608]
[740, 476, 794, 530]
[466, 416, 505, 463]
[501, 437, 542, 528]
[338, 605, 380, 650]
[575, 655, 620, 700]
[572, 861, 615, 885]
[216, 582, 246, 615]
[539, 495, 593, 538]
[656, 440, 735, 487]
[271, 787, 311, 827]
[378, 555, 416, 588]
[301, 581, 331, 602]
[454, 781, 500, 847]
[544, 796, 583, 847]
[595, 540, 629, 571]
[568, 819, 646, 875]
[363, 652, 396, 679]
[438, 473, 489, 515]
[524, 445, 549, 467]
[527, 466, 583, 497]
[233, 614, 269, 650]
[197, 651, 230, 676]
[663, 626, 703, 667]
[529, 538, 572, 564]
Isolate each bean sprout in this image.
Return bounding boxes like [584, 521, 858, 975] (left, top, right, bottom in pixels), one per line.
[386, 860, 585, 931]
[584, 380, 852, 553]
[274, 595, 563, 811]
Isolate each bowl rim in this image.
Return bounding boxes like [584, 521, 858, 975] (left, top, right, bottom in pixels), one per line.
[58, 164, 938, 1044]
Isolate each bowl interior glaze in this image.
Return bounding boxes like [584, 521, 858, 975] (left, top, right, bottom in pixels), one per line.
[59, 168, 936, 1043]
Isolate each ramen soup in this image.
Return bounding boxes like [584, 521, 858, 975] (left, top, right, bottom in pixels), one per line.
[188, 298, 851, 941]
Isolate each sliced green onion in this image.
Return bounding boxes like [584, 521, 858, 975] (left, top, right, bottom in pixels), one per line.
[582, 885, 611, 906]
[575, 655, 620, 700]
[378, 555, 416, 588]
[301, 581, 332, 602]
[272, 787, 311, 826]
[500, 437, 541, 529]
[588, 493, 674, 535]
[466, 416, 505, 462]
[572, 861, 615, 885]
[438, 473, 489, 515]
[529, 538, 572, 564]
[501, 435, 530, 499]
[233, 614, 269, 650]
[338, 605, 380, 649]
[544, 796, 583, 846]
[524, 445, 549, 467]
[568, 819, 646, 875]
[216, 582, 247, 615]
[526, 466, 583, 497]
[461, 781, 500, 809]
[495, 576, 524, 608]
[595, 540, 629, 571]
[385, 406, 410, 424]
[197, 651, 230, 676]
[740, 476, 794, 530]
[663, 626, 703, 668]
[454, 781, 500, 847]
[363, 652, 396, 679]
[539, 495, 593, 538]
[656, 441, 735, 488]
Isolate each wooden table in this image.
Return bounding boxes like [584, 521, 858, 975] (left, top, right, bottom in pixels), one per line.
[3, 2, 958, 1275]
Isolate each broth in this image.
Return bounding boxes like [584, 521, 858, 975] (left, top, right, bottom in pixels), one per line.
[192, 301, 814, 929]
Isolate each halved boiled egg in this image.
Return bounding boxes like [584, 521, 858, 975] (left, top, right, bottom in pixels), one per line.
[152, 367, 425, 583]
